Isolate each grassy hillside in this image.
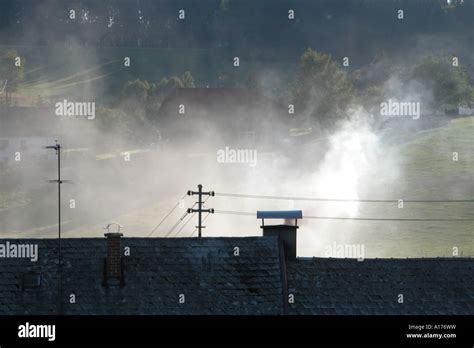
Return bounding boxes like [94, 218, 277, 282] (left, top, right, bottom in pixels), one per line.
[356, 117, 474, 257]
[0, 191, 31, 211]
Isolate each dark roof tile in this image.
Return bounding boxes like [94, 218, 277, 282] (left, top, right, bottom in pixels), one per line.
[0, 237, 473, 315]
[0, 236, 283, 315]
[286, 257, 474, 315]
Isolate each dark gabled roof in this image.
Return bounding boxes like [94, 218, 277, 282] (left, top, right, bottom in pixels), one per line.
[286, 257, 474, 315]
[0, 237, 284, 315]
[1, 236, 473, 315]
[158, 87, 288, 128]
[159, 87, 285, 114]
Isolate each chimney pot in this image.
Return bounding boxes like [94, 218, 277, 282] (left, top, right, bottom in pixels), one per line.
[104, 232, 123, 285]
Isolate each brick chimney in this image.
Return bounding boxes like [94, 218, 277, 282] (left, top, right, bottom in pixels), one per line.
[262, 225, 298, 259]
[257, 210, 302, 259]
[104, 231, 123, 285]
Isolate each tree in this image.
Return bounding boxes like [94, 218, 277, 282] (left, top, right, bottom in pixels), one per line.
[122, 79, 155, 102]
[290, 49, 353, 130]
[181, 71, 195, 88]
[149, 72, 196, 105]
[411, 56, 474, 113]
[157, 76, 183, 91]
[121, 72, 196, 123]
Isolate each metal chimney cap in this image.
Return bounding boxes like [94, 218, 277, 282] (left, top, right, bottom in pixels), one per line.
[257, 210, 303, 219]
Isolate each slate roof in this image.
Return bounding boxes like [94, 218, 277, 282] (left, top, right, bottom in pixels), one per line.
[0, 236, 473, 315]
[0, 237, 284, 315]
[286, 257, 474, 315]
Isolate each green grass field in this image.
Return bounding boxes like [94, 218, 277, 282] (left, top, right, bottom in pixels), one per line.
[356, 117, 474, 257]
[0, 191, 31, 211]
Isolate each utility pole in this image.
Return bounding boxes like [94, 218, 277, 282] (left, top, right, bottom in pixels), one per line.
[46, 140, 65, 314]
[187, 184, 214, 237]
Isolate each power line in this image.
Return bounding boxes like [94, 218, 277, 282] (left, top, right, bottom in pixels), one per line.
[191, 213, 210, 237]
[147, 193, 187, 237]
[187, 184, 215, 238]
[150, 191, 473, 238]
[215, 192, 474, 203]
[164, 211, 189, 238]
[214, 210, 474, 222]
[174, 213, 196, 237]
[304, 216, 474, 222]
[174, 196, 212, 237]
[165, 195, 211, 238]
[168, 202, 198, 237]
[215, 210, 254, 216]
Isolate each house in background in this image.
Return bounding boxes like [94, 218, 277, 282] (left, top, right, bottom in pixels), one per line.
[157, 88, 291, 151]
[458, 106, 474, 116]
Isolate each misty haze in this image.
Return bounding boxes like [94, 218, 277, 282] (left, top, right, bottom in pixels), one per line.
[0, 0, 473, 260]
